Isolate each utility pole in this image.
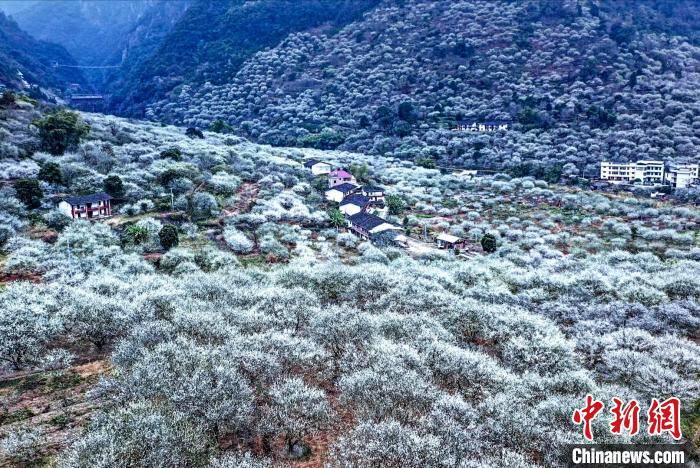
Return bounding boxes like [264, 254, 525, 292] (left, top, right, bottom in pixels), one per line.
[67, 238, 72, 263]
[170, 188, 174, 211]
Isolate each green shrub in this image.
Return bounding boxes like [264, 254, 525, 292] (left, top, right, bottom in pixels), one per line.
[33, 109, 90, 155]
[185, 127, 204, 139]
[160, 147, 182, 160]
[104, 175, 125, 199]
[386, 194, 406, 216]
[0, 90, 15, 107]
[481, 233, 498, 253]
[328, 209, 345, 229]
[38, 162, 62, 185]
[122, 225, 150, 246]
[159, 224, 179, 251]
[209, 119, 233, 134]
[415, 156, 436, 169]
[298, 128, 345, 150]
[14, 179, 43, 209]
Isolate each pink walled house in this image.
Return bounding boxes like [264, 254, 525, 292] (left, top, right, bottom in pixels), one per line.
[328, 168, 356, 188]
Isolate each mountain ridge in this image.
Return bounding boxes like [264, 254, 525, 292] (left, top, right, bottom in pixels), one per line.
[140, 0, 700, 175]
[0, 11, 86, 92]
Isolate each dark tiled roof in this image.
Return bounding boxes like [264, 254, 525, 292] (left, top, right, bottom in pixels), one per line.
[304, 159, 329, 168]
[64, 192, 112, 205]
[348, 212, 392, 230]
[340, 194, 370, 207]
[329, 183, 359, 194]
[371, 229, 400, 242]
[362, 185, 384, 193]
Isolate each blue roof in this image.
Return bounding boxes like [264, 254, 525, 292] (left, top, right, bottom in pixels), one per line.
[304, 159, 329, 168]
[340, 194, 370, 207]
[348, 212, 392, 230]
[329, 183, 359, 194]
[64, 192, 111, 205]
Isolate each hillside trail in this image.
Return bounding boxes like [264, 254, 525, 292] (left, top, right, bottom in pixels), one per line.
[220, 182, 259, 218]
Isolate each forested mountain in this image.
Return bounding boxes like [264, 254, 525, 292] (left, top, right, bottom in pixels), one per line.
[138, 0, 700, 177]
[108, 0, 381, 116]
[11, 0, 156, 66]
[101, 1, 191, 101]
[0, 12, 86, 91]
[7, 0, 188, 90]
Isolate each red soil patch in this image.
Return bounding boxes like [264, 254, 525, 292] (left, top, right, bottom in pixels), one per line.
[0, 273, 42, 285]
[221, 182, 260, 218]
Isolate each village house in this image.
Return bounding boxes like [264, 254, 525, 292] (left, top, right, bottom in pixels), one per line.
[665, 164, 699, 188]
[325, 183, 360, 203]
[328, 168, 356, 188]
[339, 193, 388, 217]
[339, 194, 370, 216]
[371, 229, 409, 248]
[303, 159, 332, 175]
[58, 192, 112, 220]
[436, 233, 467, 250]
[360, 185, 385, 202]
[347, 212, 401, 239]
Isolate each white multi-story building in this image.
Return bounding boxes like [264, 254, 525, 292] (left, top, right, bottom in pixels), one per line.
[600, 161, 636, 183]
[666, 164, 699, 188]
[600, 160, 664, 185]
[634, 160, 665, 184]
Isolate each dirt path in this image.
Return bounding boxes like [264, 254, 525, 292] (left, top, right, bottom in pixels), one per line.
[220, 182, 260, 219]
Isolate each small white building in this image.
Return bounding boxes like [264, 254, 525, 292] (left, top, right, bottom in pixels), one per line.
[58, 193, 112, 219]
[436, 233, 467, 250]
[303, 159, 332, 175]
[600, 161, 635, 183]
[454, 170, 478, 180]
[325, 183, 360, 203]
[666, 164, 699, 188]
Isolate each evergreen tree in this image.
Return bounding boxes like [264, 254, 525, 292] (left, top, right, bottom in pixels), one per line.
[33, 109, 90, 155]
[159, 224, 179, 251]
[14, 179, 43, 209]
[38, 162, 62, 185]
[328, 209, 345, 230]
[480, 233, 498, 253]
[104, 175, 125, 199]
[386, 195, 406, 216]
